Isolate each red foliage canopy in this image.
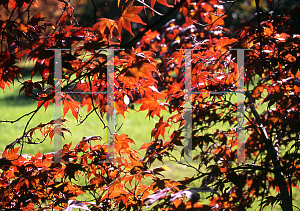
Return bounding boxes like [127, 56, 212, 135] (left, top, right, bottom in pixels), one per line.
[0, 0, 300, 210]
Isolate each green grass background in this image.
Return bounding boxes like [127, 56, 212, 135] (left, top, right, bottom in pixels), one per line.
[1, 62, 299, 210]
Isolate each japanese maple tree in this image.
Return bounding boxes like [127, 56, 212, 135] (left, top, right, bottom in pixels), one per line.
[0, 0, 300, 210]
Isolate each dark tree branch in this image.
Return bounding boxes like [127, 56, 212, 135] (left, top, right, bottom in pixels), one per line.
[87, 75, 107, 131]
[91, 0, 97, 24]
[245, 91, 292, 211]
[0, 109, 36, 124]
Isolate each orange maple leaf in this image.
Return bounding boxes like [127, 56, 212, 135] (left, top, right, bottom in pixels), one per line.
[165, 49, 185, 67]
[92, 18, 117, 37]
[62, 95, 81, 122]
[17, 23, 28, 33]
[150, 0, 173, 9]
[115, 134, 134, 152]
[115, 99, 129, 118]
[136, 92, 167, 118]
[3, 147, 21, 161]
[118, 1, 146, 36]
[151, 117, 170, 140]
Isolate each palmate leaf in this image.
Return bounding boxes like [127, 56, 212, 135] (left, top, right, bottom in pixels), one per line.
[115, 99, 129, 118]
[92, 18, 117, 37]
[136, 92, 167, 119]
[117, 1, 146, 36]
[151, 117, 169, 140]
[62, 95, 81, 122]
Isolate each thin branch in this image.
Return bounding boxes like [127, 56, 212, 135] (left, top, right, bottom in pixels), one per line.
[136, 0, 163, 16]
[91, 0, 97, 24]
[0, 109, 36, 124]
[87, 75, 107, 131]
[77, 105, 98, 126]
[193, 0, 237, 38]
[0, 4, 17, 35]
[64, 51, 104, 92]
[0, 90, 54, 124]
[4, 100, 45, 162]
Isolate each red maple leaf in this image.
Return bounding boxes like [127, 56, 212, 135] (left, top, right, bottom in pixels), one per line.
[62, 95, 81, 122]
[165, 49, 185, 68]
[150, 0, 173, 9]
[93, 18, 117, 38]
[151, 117, 170, 140]
[117, 1, 146, 36]
[136, 92, 167, 118]
[115, 99, 129, 118]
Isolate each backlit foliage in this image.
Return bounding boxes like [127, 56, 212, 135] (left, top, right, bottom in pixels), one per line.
[0, 0, 300, 210]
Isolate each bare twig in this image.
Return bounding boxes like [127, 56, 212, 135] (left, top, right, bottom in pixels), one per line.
[136, 0, 163, 16]
[87, 75, 107, 131]
[91, 0, 97, 24]
[0, 109, 37, 124]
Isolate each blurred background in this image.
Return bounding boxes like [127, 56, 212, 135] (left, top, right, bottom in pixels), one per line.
[1, 0, 300, 47]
